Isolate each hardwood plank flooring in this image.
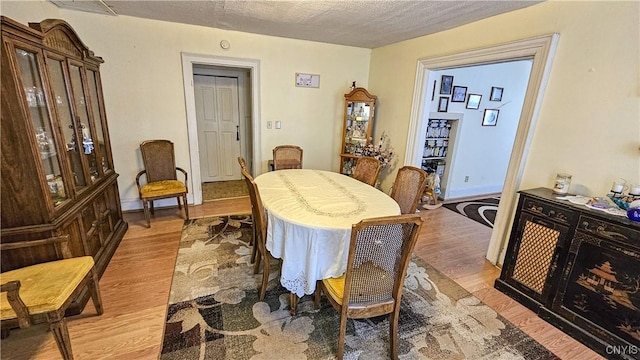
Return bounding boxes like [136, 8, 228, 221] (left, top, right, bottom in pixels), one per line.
[1, 197, 602, 359]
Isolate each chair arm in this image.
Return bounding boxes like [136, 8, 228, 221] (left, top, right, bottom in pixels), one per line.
[135, 170, 147, 197]
[176, 167, 188, 190]
[0, 281, 30, 328]
[0, 235, 71, 259]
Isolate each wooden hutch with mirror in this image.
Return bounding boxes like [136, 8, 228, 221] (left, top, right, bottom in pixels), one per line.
[339, 87, 376, 175]
[1, 17, 127, 313]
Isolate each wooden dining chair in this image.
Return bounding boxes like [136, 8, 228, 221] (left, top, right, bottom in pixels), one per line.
[314, 214, 423, 360]
[390, 166, 428, 214]
[241, 168, 277, 300]
[135, 140, 189, 227]
[272, 145, 303, 170]
[0, 236, 103, 360]
[351, 157, 382, 186]
[238, 157, 257, 264]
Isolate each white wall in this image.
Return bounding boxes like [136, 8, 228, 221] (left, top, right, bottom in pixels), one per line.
[1, 1, 372, 210]
[369, 1, 639, 197]
[427, 61, 532, 199]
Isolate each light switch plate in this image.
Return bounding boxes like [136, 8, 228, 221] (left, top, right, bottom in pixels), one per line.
[267, 121, 272, 129]
[275, 121, 281, 129]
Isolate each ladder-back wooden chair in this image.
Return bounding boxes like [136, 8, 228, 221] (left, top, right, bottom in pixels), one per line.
[314, 214, 423, 360]
[390, 166, 428, 214]
[351, 157, 382, 186]
[136, 140, 189, 227]
[272, 145, 303, 170]
[241, 168, 278, 300]
[0, 236, 103, 360]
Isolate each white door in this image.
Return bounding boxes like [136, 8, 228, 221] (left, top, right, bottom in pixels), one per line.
[194, 75, 241, 182]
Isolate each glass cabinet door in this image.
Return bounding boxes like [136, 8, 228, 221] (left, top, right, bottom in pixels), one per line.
[69, 63, 99, 182]
[344, 101, 371, 155]
[46, 55, 88, 192]
[86, 68, 112, 174]
[14, 46, 68, 206]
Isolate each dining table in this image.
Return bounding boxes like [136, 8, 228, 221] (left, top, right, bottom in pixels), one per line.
[253, 169, 401, 314]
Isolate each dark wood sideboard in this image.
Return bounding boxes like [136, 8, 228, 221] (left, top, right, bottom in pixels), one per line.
[495, 188, 640, 359]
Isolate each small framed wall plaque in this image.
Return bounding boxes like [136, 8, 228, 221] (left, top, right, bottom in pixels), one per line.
[295, 73, 320, 88]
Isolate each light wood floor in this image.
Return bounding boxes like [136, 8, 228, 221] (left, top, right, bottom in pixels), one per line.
[1, 197, 602, 359]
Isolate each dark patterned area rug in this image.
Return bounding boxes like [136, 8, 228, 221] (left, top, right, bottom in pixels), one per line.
[443, 197, 500, 228]
[160, 215, 557, 359]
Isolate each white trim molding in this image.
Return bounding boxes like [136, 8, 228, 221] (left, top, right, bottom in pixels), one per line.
[405, 34, 560, 265]
[181, 53, 261, 205]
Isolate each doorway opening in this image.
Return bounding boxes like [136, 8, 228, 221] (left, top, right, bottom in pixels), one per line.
[405, 34, 559, 265]
[181, 53, 261, 205]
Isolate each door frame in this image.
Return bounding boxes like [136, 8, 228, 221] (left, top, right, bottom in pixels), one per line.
[404, 34, 559, 265]
[182, 53, 261, 205]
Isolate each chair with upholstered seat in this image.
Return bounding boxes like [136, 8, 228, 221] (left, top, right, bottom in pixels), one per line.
[390, 166, 428, 214]
[272, 145, 303, 170]
[351, 157, 382, 186]
[0, 236, 103, 360]
[314, 214, 423, 360]
[136, 140, 189, 227]
[241, 168, 278, 300]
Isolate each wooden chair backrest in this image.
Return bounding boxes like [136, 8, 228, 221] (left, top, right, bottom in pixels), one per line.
[343, 214, 422, 316]
[272, 145, 303, 170]
[352, 157, 382, 186]
[390, 166, 428, 214]
[237, 156, 248, 172]
[241, 168, 267, 252]
[140, 140, 178, 182]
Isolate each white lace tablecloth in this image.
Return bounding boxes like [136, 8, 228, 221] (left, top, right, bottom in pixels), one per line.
[254, 169, 401, 297]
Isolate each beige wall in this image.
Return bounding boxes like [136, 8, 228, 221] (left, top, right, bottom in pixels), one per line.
[1, 1, 371, 209]
[369, 1, 640, 196]
[3, 1, 639, 208]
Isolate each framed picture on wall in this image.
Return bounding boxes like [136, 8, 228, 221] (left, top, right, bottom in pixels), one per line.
[466, 94, 482, 109]
[482, 109, 499, 126]
[490, 86, 503, 101]
[437, 97, 449, 112]
[440, 75, 453, 95]
[452, 86, 467, 102]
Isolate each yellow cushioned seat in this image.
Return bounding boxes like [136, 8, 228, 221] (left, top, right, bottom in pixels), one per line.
[141, 180, 187, 198]
[322, 276, 345, 306]
[0, 256, 94, 320]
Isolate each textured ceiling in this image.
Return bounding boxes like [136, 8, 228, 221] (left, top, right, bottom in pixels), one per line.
[52, 1, 543, 48]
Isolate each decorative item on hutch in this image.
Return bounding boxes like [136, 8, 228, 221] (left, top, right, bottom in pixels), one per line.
[1, 16, 128, 314]
[339, 87, 376, 175]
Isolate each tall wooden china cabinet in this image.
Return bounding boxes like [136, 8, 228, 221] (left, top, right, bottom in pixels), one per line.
[339, 87, 376, 175]
[1, 17, 127, 313]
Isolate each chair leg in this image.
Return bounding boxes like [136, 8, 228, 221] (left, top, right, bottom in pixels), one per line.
[183, 194, 190, 220]
[47, 312, 73, 360]
[337, 313, 347, 360]
[313, 282, 322, 309]
[176, 196, 182, 210]
[88, 269, 104, 315]
[253, 249, 262, 275]
[389, 309, 400, 360]
[289, 292, 298, 316]
[249, 223, 257, 264]
[259, 253, 270, 300]
[143, 200, 151, 228]
[150, 200, 155, 215]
